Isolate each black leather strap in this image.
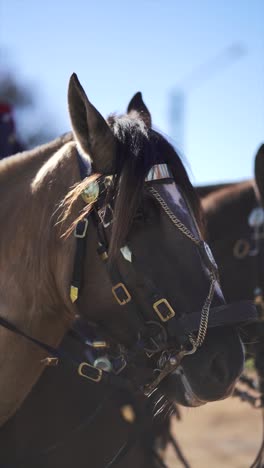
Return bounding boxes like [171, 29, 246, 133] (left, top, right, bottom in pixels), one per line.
[168, 300, 257, 338]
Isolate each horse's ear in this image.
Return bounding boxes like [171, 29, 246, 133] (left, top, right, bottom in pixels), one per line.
[68, 73, 117, 174]
[127, 92, 152, 128]
[254, 144, 264, 202]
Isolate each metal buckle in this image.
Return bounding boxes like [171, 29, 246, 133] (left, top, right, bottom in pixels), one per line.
[233, 239, 250, 259]
[112, 283, 131, 305]
[113, 356, 127, 374]
[78, 362, 103, 382]
[98, 204, 113, 228]
[153, 298, 175, 322]
[145, 164, 173, 182]
[74, 218, 88, 238]
[85, 340, 108, 349]
[139, 321, 167, 357]
[145, 338, 161, 357]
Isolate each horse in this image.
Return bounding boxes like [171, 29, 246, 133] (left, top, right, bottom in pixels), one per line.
[199, 145, 264, 351]
[199, 144, 264, 372]
[0, 73, 254, 466]
[197, 144, 264, 467]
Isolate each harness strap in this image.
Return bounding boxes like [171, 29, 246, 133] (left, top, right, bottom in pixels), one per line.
[91, 209, 147, 338]
[0, 315, 130, 388]
[70, 217, 89, 302]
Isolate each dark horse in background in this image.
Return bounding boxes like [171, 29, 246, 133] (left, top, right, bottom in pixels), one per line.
[199, 144, 264, 467]
[0, 74, 253, 467]
[200, 144, 264, 371]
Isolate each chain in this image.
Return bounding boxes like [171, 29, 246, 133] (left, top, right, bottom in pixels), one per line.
[148, 186, 201, 245]
[149, 185, 216, 350]
[189, 275, 216, 349]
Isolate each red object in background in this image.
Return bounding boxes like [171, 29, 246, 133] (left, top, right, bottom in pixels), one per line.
[0, 102, 24, 159]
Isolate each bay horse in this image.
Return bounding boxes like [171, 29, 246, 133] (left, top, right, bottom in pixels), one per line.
[0, 74, 255, 466]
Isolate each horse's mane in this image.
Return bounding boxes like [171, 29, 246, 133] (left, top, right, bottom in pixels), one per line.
[0, 132, 73, 173]
[61, 115, 203, 257]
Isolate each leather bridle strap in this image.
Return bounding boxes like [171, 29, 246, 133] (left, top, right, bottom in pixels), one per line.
[0, 315, 131, 388]
[92, 208, 148, 341]
[70, 217, 89, 302]
[168, 300, 258, 338]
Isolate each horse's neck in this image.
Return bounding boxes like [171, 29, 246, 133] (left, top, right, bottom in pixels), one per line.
[0, 135, 77, 310]
[0, 135, 80, 427]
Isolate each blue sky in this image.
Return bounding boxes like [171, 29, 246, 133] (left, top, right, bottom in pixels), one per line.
[1, 0, 263, 184]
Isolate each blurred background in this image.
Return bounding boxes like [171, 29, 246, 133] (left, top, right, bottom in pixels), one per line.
[0, 0, 263, 184]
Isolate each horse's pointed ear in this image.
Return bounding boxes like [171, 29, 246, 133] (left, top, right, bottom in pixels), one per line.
[254, 144, 264, 202]
[127, 92, 152, 128]
[68, 73, 117, 174]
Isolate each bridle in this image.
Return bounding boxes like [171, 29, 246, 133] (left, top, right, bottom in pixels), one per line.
[68, 153, 258, 395]
[0, 156, 256, 390]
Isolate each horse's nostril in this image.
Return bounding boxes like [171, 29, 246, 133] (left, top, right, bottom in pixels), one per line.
[210, 355, 228, 383]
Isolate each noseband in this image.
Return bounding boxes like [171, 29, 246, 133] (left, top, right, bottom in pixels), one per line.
[68, 154, 257, 395]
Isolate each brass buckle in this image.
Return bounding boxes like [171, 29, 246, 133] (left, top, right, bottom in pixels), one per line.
[153, 298, 175, 322]
[88, 340, 108, 349]
[78, 362, 103, 382]
[74, 218, 88, 238]
[112, 283, 131, 305]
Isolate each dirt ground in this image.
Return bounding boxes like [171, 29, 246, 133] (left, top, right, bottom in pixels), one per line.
[165, 397, 262, 468]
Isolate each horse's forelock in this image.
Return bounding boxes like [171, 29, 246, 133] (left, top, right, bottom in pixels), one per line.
[60, 115, 203, 254]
